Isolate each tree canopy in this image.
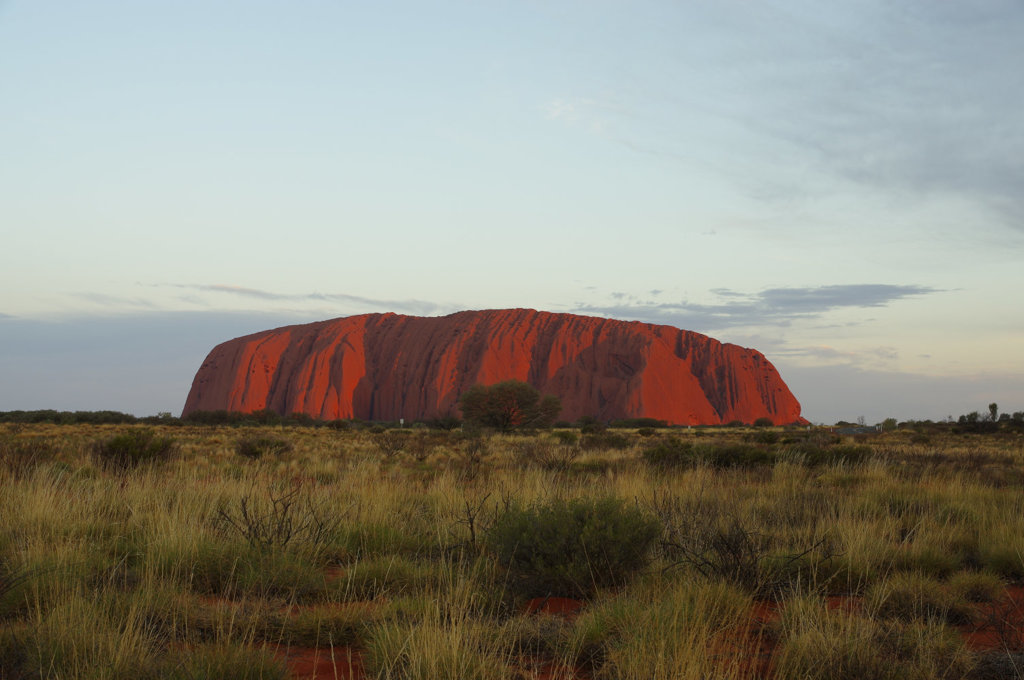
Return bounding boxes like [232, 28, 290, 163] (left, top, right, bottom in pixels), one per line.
[457, 380, 561, 431]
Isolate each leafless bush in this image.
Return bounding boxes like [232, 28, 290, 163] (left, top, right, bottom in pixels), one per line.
[512, 439, 580, 471]
[450, 431, 489, 471]
[408, 432, 447, 463]
[650, 492, 837, 595]
[449, 493, 493, 551]
[374, 431, 409, 459]
[214, 483, 339, 554]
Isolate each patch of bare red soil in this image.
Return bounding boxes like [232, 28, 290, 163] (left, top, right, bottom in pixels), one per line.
[709, 600, 781, 678]
[273, 645, 364, 679]
[825, 594, 861, 614]
[722, 588, 1024, 676]
[529, 660, 590, 680]
[524, 596, 585, 618]
[711, 596, 860, 677]
[960, 585, 1024, 652]
[278, 599, 377, 618]
[519, 598, 591, 679]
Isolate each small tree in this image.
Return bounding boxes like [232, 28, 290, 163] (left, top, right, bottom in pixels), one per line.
[989, 403, 999, 422]
[458, 380, 561, 431]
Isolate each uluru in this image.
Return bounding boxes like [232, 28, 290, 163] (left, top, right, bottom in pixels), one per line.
[182, 309, 804, 425]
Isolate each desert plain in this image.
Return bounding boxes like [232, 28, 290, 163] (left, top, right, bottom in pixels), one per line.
[3, 416, 1024, 679]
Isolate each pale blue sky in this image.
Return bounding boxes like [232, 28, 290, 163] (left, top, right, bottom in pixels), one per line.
[2, 1, 1022, 423]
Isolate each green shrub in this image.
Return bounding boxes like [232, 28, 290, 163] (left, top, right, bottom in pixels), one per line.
[753, 417, 774, 427]
[423, 415, 462, 431]
[641, 437, 695, 468]
[751, 429, 780, 444]
[704, 443, 776, 467]
[609, 417, 668, 429]
[182, 409, 250, 425]
[551, 430, 579, 446]
[92, 429, 177, 470]
[786, 443, 872, 466]
[485, 497, 661, 599]
[458, 380, 561, 431]
[285, 412, 316, 427]
[250, 408, 283, 425]
[643, 439, 779, 469]
[234, 435, 292, 459]
[580, 432, 631, 451]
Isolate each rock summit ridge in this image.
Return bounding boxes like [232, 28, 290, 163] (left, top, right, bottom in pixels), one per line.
[182, 308, 804, 425]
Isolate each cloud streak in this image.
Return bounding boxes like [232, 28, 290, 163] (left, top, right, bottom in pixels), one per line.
[574, 284, 941, 331]
[545, 3, 1024, 235]
[70, 292, 160, 310]
[154, 284, 453, 317]
[738, 4, 1024, 233]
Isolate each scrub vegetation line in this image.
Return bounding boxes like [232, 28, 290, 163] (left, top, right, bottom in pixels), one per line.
[1, 419, 1024, 679]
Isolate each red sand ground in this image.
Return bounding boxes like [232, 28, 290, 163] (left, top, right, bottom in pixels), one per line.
[208, 586, 1024, 678]
[960, 585, 1024, 651]
[524, 596, 586, 618]
[273, 645, 364, 679]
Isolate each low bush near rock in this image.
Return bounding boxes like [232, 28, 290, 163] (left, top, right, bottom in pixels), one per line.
[642, 438, 777, 469]
[485, 497, 661, 599]
[92, 429, 177, 470]
[235, 435, 292, 459]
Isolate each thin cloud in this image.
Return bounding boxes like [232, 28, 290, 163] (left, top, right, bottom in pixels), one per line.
[549, 4, 1024, 235]
[199, 284, 280, 300]
[758, 285, 938, 311]
[70, 292, 159, 309]
[544, 98, 582, 122]
[574, 284, 941, 331]
[742, 3, 1024, 232]
[158, 284, 451, 316]
[772, 344, 900, 364]
[544, 96, 629, 136]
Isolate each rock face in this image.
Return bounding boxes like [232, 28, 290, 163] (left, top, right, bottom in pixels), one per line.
[182, 309, 804, 425]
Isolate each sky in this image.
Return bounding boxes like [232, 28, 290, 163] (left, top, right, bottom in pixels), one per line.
[1, 0, 1022, 424]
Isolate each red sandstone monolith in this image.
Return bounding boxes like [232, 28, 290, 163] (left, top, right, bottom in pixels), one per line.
[182, 309, 804, 425]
